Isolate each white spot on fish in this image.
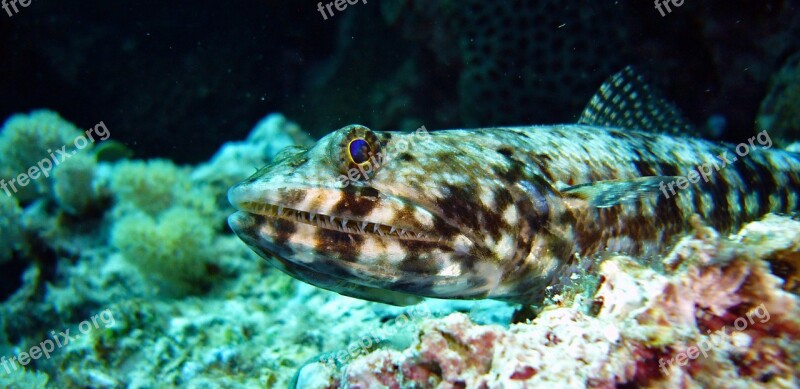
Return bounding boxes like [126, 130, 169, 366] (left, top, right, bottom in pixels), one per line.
[453, 234, 472, 255]
[438, 262, 461, 277]
[479, 188, 495, 209]
[413, 208, 434, 228]
[496, 234, 514, 260]
[503, 205, 518, 225]
[358, 236, 382, 264]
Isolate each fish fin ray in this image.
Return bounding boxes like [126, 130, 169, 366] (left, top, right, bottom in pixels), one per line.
[562, 176, 680, 208]
[578, 66, 693, 134]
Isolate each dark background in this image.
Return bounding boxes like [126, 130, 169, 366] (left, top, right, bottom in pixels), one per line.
[1, 0, 798, 163]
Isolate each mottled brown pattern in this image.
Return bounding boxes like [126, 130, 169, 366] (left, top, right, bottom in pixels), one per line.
[229, 122, 800, 305]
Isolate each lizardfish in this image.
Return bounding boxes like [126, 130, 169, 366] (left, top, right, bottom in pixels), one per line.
[228, 68, 800, 305]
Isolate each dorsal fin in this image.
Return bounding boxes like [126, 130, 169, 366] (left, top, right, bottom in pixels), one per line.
[578, 66, 693, 134]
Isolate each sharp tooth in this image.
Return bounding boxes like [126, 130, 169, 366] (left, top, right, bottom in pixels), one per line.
[399, 229, 407, 237]
[373, 224, 380, 232]
[329, 215, 336, 224]
[309, 213, 316, 222]
[389, 226, 397, 235]
[278, 206, 284, 215]
[360, 221, 368, 230]
[341, 219, 349, 229]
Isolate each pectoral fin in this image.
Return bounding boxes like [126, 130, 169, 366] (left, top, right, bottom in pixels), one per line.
[562, 176, 678, 208]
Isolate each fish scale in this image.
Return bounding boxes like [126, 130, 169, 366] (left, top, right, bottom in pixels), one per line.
[228, 68, 800, 306]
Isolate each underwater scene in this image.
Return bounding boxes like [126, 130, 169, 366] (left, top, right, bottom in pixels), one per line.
[2, 1, 800, 388]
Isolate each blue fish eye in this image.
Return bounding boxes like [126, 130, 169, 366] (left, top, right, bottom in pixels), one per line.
[349, 138, 371, 164]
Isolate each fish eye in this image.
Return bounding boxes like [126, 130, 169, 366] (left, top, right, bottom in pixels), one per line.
[337, 125, 383, 182]
[348, 138, 371, 164]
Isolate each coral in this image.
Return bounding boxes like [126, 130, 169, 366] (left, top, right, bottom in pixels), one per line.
[757, 51, 800, 146]
[52, 153, 99, 215]
[107, 159, 218, 223]
[0, 110, 83, 201]
[110, 207, 218, 295]
[108, 159, 191, 216]
[0, 194, 24, 263]
[0, 368, 50, 389]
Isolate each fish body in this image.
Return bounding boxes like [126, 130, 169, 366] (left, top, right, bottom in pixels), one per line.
[228, 69, 800, 305]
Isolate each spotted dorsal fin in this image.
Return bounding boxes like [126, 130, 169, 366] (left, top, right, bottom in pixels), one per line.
[578, 66, 693, 134]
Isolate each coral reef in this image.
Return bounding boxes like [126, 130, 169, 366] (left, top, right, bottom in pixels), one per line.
[2, 110, 799, 387]
[308, 215, 800, 387]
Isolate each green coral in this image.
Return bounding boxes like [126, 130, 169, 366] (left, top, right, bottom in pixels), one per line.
[0, 110, 83, 201]
[108, 159, 217, 221]
[0, 367, 50, 389]
[110, 207, 218, 295]
[0, 194, 24, 263]
[109, 159, 189, 216]
[52, 153, 98, 215]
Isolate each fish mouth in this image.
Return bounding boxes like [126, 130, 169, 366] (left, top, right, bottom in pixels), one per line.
[230, 200, 440, 243]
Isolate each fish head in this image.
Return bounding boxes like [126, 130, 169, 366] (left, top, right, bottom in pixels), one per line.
[228, 124, 544, 302]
